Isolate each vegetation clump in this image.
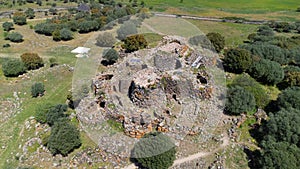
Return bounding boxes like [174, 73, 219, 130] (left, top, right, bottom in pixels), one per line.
[131, 132, 176, 169]
[206, 32, 225, 53]
[223, 48, 252, 73]
[122, 34, 148, 53]
[1, 58, 26, 77]
[20, 53, 44, 70]
[31, 82, 45, 97]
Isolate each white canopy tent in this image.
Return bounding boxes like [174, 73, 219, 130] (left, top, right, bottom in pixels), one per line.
[71, 47, 90, 58]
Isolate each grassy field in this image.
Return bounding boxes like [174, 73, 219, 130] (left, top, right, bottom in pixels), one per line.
[118, 0, 300, 21]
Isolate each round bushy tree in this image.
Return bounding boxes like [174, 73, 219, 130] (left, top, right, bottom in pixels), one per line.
[225, 86, 256, 115]
[60, 28, 73, 41]
[278, 66, 300, 89]
[276, 87, 300, 110]
[2, 58, 26, 77]
[223, 48, 252, 73]
[6, 32, 23, 43]
[231, 74, 270, 108]
[206, 32, 225, 53]
[25, 8, 35, 19]
[46, 104, 68, 126]
[131, 132, 176, 169]
[31, 82, 45, 97]
[2, 22, 14, 32]
[248, 59, 284, 85]
[12, 12, 27, 25]
[20, 53, 44, 70]
[122, 34, 148, 53]
[96, 32, 116, 47]
[103, 48, 119, 63]
[116, 21, 137, 40]
[47, 120, 81, 156]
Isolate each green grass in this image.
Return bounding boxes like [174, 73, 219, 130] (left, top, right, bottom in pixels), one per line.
[0, 66, 73, 168]
[106, 119, 124, 133]
[136, 0, 299, 14]
[187, 19, 258, 47]
[143, 33, 163, 48]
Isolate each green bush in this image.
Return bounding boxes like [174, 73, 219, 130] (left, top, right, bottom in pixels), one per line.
[46, 104, 68, 126]
[223, 48, 252, 73]
[96, 32, 116, 47]
[225, 86, 256, 115]
[60, 28, 73, 41]
[52, 29, 61, 41]
[1, 58, 26, 77]
[278, 66, 300, 89]
[6, 32, 23, 43]
[276, 87, 300, 110]
[206, 32, 225, 53]
[116, 21, 137, 40]
[49, 58, 58, 67]
[257, 25, 274, 36]
[12, 12, 27, 25]
[131, 132, 176, 169]
[2, 22, 14, 31]
[122, 34, 148, 53]
[25, 8, 35, 19]
[35, 104, 54, 124]
[103, 48, 119, 63]
[47, 119, 81, 156]
[20, 53, 44, 70]
[231, 74, 270, 108]
[31, 82, 45, 97]
[248, 59, 284, 85]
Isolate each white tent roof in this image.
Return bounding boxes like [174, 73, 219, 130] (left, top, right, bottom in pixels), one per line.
[71, 47, 90, 54]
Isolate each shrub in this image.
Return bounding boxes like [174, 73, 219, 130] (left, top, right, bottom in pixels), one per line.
[6, 32, 23, 43]
[78, 20, 99, 33]
[2, 22, 14, 31]
[276, 87, 300, 110]
[25, 8, 35, 19]
[278, 66, 300, 89]
[257, 25, 274, 36]
[225, 86, 256, 115]
[12, 12, 27, 25]
[103, 48, 119, 63]
[131, 132, 176, 169]
[231, 74, 270, 108]
[122, 34, 148, 53]
[223, 48, 252, 73]
[49, 58, 58, 67]
[206, 32, 225, 53]
[1, 58, 26, 77]
[31, 82, 45, 97]
[2, 43, 10, 48]
[20, 53, 44, 70]
[47, 119, 81, 156]
[52, 29, 61, 41]
[35, 104, 54, 124]
[44, 104, 68, 126]
[116, 21, 137, 40]
[96, 32, 116, 47]
[60, 28, 73, 41]
[248, 59, 284, 85]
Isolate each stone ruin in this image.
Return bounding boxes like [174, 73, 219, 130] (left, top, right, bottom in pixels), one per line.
[85, 35, 218, 139]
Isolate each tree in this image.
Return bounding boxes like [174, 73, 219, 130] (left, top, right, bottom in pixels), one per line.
[25, 8, 35, 19]
[60, 28, 73, 41]
[31, 82, 45, 97]
[96, 32, 116, 47]
[103, 48, 119, 63]
[257, 25, 274, 36]
[242, 44, 287, 65]
[276, 87, 300, 110]
[206, 32, 225, 53]
[2, 22, 14, 32]
[78, 20, 99, 33]
[225, 86, 256, 115]
[258, 140, 300, 169]
[122, 34, 148, 53]
[2, 59, 26, 77]
[47, 119, 81, 156]
[35, 104, 54, 124]
[49, 58, 58, 67]
[20, 53, 44, 70]
[248, 59, 284, 85]
[231, 74, 270, 108]
[223, 48, 252, 73]
[278, 66, 300, 89]
[6, 32, 23, 42]
[46, 104, 68, 126]
[116, 21, 137, 40]
[131, 132, 176, 169]
[12, 12, 27, 25]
